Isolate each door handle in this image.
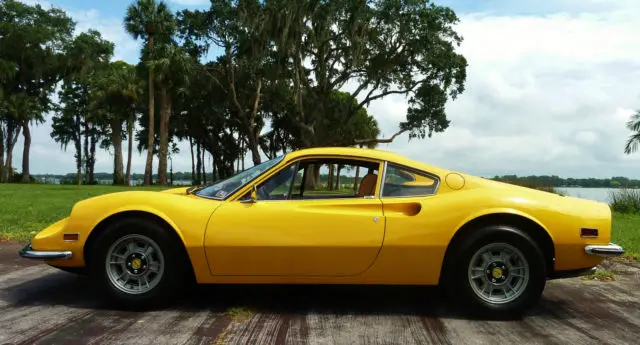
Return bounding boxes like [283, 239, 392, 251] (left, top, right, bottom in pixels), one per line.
[383, 202, 422, 216]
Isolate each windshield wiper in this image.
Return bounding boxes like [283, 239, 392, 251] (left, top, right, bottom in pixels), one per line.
[186, 185, 206, 194]
[186, 179, 224, 195]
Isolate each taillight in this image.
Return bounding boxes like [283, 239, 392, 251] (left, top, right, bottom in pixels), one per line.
[580, 228, 598, 238]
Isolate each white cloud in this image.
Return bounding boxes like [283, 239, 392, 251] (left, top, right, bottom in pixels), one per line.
[70, 9, 141, 63]
[350, 1, 640, 178]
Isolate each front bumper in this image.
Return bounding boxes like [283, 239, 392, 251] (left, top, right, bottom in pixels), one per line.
[19, 243, 72, 260]
[584, 243, 625, 257]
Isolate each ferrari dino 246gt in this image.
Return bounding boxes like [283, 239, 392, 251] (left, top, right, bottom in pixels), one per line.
[20, 147, 624, 316]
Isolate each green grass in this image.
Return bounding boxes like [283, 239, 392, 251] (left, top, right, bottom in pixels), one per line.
[0, 184, 638, 261]
[0, 184, 166, 242]
[611, 212, 640, 260]
[582, 268, 616, 281]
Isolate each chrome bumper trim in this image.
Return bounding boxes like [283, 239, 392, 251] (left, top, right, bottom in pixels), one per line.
[19, 243, 72, 260]
[584, 243, 625, 257]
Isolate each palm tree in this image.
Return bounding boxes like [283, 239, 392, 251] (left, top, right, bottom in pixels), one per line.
[146, 43, 193, 185]
[91, 61, 141, 185]
[625, 111, 640, 154]
[123, 0, 175, 185]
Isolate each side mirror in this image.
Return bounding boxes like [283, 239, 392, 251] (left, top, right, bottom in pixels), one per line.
[240, 184, 258, 203]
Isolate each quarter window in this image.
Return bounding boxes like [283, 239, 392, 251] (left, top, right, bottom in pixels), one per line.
[382, 164, 437, 197]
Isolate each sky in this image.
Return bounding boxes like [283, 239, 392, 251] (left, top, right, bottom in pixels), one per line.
[12, 0, 640, 178]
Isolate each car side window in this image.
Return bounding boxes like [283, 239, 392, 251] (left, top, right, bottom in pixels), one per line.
[382, 164, 437, 197]
[292, 159, 380, 200]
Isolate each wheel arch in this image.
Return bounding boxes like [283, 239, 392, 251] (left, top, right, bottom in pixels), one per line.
[441, 211, 556, 280]
[83, 209, 194, 278]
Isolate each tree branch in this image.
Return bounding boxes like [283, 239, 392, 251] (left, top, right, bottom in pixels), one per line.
[355, 81, 424, 111]
[354, 128, 408, 145]
[225, 47, 244, 117]
[250, 77, 263, 121]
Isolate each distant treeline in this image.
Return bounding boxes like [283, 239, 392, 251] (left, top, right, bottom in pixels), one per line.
[491, 175, 640, 188]
[31, 172, 640, 189]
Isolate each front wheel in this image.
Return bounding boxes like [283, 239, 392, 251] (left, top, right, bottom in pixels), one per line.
[89, 218, 189, 309]
[444, 225, 547, 318]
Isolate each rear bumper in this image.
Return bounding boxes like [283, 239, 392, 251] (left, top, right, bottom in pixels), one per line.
[584, 243, 624, 257]
[19, 243, 72, 260]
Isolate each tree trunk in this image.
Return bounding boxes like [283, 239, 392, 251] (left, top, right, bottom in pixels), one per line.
[89, 129, 97, 184]
[353, 166, 360, 191]
[211, 153, 218, 182]
[245, 126, 261, 166]
[157, 87, 170, 186]
[4, 121, 21, 182]
[304, 164, 320, 190]
[111, 120, 124, 185]
[202, 147, 206, 184]
[144, 35, 156, 185]
[126, 117, 133, 186]
[236, 147, 240, 172]
[0, 123, 5, 182]
[328, 164, 334, 190]
[241, 141, 245, 170]
[189, 136, 195, 184]
[20, 120, 31, 183]
[83, 121, 89, 184]
[74, 115, 82, 185]
[196, 140, 202, 184]
[335, 165, 341, 190]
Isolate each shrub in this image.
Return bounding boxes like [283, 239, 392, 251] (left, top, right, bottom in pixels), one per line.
[608, 188, 640, 214]
[11, 172, 38, 183]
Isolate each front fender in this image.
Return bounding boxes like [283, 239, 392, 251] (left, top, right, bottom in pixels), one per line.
[86, 205, 186, 244]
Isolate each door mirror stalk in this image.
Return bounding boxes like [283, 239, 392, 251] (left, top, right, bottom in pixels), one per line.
[240, 184, 258, 203]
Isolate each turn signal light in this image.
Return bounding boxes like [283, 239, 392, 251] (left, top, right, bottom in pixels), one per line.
[63, 233, 79, 242]
[580, 228, 598, 238]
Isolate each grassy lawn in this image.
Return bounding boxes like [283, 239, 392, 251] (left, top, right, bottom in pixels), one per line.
[611, 213, 640, 260]
[0, 183, 638, 260]
[0, 184, 166, 242]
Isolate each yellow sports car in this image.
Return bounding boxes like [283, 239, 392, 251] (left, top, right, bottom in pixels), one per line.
[20, 147, 624, 316]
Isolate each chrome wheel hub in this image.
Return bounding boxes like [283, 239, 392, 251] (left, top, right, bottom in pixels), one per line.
[125, 252, 148, 275]
[105, 234, 164, 295]
[468, 243, 530, 304]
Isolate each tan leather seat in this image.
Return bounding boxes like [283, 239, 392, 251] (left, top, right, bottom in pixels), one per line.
[357, 173, 378, 196]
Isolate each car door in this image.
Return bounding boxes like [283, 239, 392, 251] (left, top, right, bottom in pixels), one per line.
[203, 156, 386, 277]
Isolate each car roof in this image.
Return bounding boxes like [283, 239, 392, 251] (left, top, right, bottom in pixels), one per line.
[283, 147, 450, 176]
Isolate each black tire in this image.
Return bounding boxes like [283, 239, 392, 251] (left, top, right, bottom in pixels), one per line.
[443, 224, 547, 319]
[88, 217, 191, 310]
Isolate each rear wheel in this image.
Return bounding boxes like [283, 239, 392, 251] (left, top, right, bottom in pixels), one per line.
[89, 218, 189, 309]
[444, 225, 547, 318]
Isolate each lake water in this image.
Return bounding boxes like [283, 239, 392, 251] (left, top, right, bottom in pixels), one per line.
[557, 187, 616, 203]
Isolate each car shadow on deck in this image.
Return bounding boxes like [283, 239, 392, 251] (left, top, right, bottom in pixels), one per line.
[3, 270, 561, 322]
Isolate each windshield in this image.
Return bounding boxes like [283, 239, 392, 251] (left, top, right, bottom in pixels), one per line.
[194, 155, 284, 200]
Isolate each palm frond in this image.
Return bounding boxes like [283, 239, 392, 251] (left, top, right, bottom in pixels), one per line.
[626, 111, 640, 132]
[624, 132, 640, 154]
